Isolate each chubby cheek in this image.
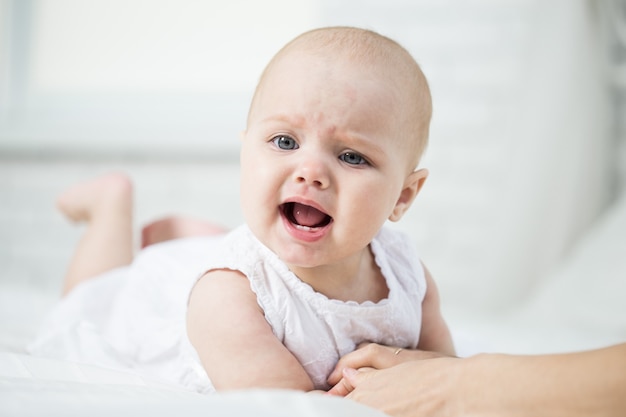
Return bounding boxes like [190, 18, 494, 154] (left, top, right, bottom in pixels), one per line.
[347, 182, 399, 226]
[239, 154, 283, 227]
[240, 170, 267, 224]
[240, 150, 261, 221]
[239, 175, 255, 221]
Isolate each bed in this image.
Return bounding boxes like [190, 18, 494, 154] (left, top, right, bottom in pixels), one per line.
[0, 288, 386, 416]
[1, 355, 385, 417]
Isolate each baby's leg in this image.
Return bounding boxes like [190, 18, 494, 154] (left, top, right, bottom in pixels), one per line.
[57, 173, 134, 296]
[141, 216, 228, 248]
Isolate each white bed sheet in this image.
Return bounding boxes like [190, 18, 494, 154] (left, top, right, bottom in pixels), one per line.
[0, 352, 386, 417]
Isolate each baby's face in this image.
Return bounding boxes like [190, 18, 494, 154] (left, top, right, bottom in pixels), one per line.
[239, 50, 414, 270]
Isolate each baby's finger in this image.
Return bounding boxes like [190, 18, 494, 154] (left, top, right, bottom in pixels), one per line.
[328, 344, 397, 385]
[326, 368, 359, 396]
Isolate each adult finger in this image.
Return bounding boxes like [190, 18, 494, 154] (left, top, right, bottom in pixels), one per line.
[328, 343, 429, 385]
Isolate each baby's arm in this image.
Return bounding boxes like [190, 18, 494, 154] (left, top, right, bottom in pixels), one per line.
[417, 263, 456, 356]
[187, 270, 314, 391]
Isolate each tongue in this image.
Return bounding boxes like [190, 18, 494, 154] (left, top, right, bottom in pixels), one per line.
[292, 203, 327, 227]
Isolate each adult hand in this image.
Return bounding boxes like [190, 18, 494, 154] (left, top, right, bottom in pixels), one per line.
[327, 342, 447, 388]
[328, 343, 626, 417]
[328, 356, 464, 417]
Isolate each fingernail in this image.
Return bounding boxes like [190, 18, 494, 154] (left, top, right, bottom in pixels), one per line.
[343, 367, 358, 378]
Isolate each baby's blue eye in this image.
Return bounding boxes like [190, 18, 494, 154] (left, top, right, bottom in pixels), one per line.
[272, 135, 299, 150]
[339, 152, 367, 166]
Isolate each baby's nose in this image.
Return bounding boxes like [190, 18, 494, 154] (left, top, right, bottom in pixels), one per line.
[293, 157, 330, 189]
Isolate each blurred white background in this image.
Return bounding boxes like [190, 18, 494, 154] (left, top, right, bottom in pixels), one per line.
[1, 0, 625, 355]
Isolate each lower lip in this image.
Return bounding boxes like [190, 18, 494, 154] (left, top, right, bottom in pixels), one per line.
[280, 213, 331, 243]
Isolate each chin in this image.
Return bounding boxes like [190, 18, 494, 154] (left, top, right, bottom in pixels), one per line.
[273, 244, 329, 269]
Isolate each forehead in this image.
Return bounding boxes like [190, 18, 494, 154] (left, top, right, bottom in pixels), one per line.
[250, 50, 402, 134]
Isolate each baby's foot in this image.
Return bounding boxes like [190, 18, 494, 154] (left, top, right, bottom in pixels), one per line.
[141, 216, 228, 248]
[56, 173, 133, 223]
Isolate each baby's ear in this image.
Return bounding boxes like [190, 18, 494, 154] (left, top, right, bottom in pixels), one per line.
[389, 169, 428, 222]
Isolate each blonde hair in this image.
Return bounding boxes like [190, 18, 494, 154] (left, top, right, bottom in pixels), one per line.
[248, 27, 432, 168]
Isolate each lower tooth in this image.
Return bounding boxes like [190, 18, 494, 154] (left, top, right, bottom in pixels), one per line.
[295, 224, 314, 231]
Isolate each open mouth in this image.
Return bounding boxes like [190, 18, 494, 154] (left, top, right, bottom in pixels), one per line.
[280, 202, 333, 230]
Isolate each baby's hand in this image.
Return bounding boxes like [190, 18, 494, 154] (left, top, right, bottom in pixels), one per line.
[327, 343, 402, 387]
[327, 368, 361, 396]
[327, 343, 447, 387]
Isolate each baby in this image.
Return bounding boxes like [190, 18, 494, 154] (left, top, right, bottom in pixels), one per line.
[29, 27, 455, 393]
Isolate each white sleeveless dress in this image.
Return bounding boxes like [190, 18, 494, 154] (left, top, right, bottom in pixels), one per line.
[28, 225, 426, 393]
